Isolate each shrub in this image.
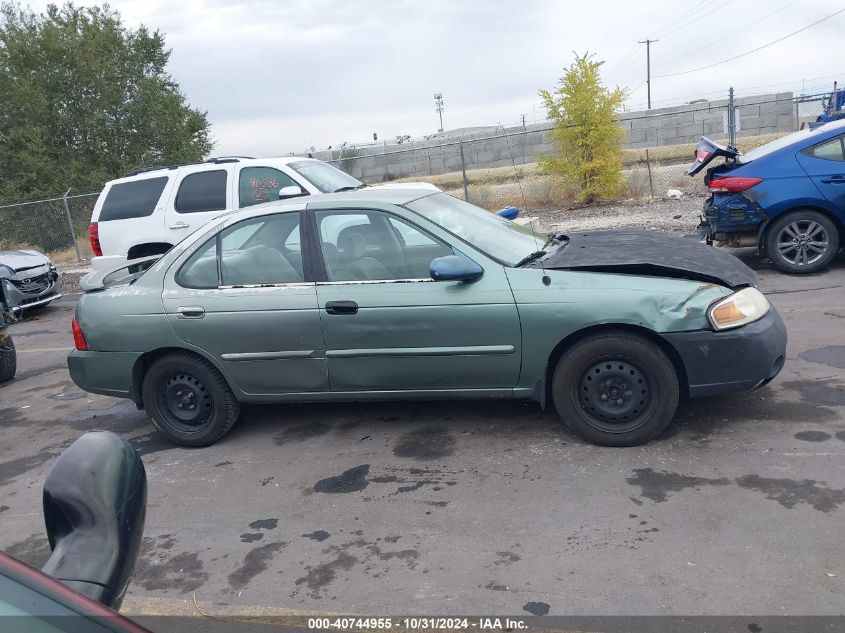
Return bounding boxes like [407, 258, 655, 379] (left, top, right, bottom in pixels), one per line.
[539, 52, 626, 203]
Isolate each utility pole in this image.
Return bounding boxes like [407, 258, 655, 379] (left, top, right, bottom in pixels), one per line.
[434, 93, 444, 133]
[638, 38, 658, 109]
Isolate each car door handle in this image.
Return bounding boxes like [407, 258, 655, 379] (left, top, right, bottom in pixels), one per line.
[170, 222, 191, 229]
[325, 300, 358, 315]
[176, 306, 205, 319]
[820, 175, 845, 183]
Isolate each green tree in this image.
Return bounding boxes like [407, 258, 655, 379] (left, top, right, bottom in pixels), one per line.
[539, 52, 626, 203]
[0, 2, 213, 201]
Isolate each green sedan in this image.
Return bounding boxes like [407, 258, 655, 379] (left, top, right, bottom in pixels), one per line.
[68, 189, 787, 447]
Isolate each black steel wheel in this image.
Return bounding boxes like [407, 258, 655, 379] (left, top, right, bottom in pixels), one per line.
[766, 210, 839, 274]
[142, 352, 239, 447]
[577, 358, 656, 434]
[552, 332, 679, 446]
[0, 335, 16, 383]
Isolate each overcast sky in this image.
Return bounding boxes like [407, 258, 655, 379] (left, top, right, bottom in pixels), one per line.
[33, 0, 845, 155]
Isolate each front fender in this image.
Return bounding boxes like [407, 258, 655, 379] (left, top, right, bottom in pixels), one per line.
[506, 268, 731, 390]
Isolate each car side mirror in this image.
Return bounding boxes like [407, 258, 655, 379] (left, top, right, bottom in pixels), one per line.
[40, 431, 147, 610]
[430, 255, 483, 282]
[279, 185, 306, 199]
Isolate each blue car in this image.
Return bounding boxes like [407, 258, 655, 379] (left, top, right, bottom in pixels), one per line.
[688, 119, 845, 273]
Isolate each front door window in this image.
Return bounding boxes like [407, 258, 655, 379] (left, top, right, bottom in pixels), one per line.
[315, 209, 451, 281]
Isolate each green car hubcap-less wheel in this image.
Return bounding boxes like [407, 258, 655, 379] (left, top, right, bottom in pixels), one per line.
[577, 359, 654, 433]
[159, 372, 213, 433]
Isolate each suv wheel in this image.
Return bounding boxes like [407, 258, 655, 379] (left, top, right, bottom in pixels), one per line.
[142, 352, 240, 447]
[0, 335, 16, 383]
[766, 210, 839, 274]
[552, 332, 679, 447]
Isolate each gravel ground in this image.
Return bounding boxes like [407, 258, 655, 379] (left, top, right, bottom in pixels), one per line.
[491, 163, 708, 236]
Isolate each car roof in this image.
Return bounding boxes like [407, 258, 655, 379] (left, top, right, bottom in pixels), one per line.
[204, 188, 441, 227]
[253, 188, 439, 212]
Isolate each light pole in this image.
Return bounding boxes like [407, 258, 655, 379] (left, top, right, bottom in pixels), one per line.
[434, 93, 444, 132]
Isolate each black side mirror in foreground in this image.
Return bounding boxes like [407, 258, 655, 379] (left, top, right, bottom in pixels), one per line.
[430, 255, 484, 282]
[40, 431, 147, 610]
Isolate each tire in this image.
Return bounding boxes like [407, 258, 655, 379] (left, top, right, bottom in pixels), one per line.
[765, 210, 839, 274]
[0, 335, 16, 383]
[141, 352, 240, 447]
[552, 332, 679, 447]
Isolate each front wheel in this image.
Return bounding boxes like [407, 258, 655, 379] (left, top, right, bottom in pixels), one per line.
[765, 211, 839, 274]
[552, 332, 679, 446]
[142, 352, 240, 447]
[0, 335, 16, 383]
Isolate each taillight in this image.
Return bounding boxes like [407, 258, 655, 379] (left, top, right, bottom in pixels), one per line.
[708, 176, 764, 193]
[695, 149, 712, 161]
[71, 317, 88, 351]
[89, 222, 102, 257]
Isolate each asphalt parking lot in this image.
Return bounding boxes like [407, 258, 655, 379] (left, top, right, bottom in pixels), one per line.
[1, 253, 844, 617]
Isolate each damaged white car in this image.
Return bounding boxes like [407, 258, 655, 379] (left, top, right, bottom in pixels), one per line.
[0, 249, 62, 310]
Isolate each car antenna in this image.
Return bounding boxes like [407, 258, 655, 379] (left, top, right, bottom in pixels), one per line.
[500, 123, 551, 286]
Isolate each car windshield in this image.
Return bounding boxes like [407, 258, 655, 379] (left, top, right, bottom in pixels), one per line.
[287, 160, 363, 193]
[405, 193, 543, 266]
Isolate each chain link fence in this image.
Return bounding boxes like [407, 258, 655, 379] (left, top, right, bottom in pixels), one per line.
[315, 91, 809, 187]
[0, 192, 98, 260]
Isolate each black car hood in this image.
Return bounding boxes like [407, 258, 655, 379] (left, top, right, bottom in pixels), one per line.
[530, 230, 757, 288]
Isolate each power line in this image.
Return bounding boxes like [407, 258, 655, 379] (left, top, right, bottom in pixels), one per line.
[658, 0, 732, 39]
[604, 43, 640, 79]
[650, 2, 714, 37]
[655, 8, 845, 78]
[667, 0, 798, 65]
[607, 48, 645, 83]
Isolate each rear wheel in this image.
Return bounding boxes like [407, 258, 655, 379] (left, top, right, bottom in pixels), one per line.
[0, 335, 16, 383]
[765, 210, 839, 274]
[552, 332, 679, 446]
[142, 352, 240, 447]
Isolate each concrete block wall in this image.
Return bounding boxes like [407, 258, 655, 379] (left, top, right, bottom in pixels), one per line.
[310, 92, 794, 182]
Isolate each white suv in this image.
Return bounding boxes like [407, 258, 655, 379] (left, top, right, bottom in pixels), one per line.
[89, 156, 437, 272]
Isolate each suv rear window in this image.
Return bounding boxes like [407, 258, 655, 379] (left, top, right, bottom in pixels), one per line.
[98, 177, 168, 221]
[175, 170, 228, 213]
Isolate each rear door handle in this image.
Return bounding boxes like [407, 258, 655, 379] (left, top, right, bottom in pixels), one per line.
[176, 306, 205, 319]
[820, 175, 845, 183]
[170, 222, 191, 229]
[325, 300, 358, 315]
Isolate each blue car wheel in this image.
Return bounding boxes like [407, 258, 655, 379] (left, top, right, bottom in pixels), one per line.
[765, 210, 839, 274]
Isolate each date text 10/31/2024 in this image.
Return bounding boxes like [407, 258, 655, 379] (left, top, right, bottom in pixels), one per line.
[307, 618, 529, 630]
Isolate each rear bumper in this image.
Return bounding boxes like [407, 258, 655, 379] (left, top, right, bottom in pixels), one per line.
[699, 196, 765, 241]
[663, 307, 787, 398]
[67, 349, 141, 399]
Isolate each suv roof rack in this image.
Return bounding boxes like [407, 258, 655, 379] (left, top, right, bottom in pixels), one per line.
[122, 164, 185, 177]
[204, 156, 255, 163]
[122, 156, 257, 177]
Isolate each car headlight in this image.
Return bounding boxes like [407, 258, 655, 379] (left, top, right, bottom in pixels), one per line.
[49, 262, 57, 271]
[707, 287, 770, 331]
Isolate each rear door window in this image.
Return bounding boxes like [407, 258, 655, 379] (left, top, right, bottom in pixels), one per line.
[803, 136, 845, 161]
[175, 170, 228, 213]
[238, 167, 298, 207]
[98, 176, 168, 221]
